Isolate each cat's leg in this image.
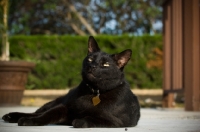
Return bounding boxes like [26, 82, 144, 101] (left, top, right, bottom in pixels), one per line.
[72, 115, 123, 128]
[35, 96, 65, 113]
[2, 96, 65, 123]
[72, 109, 124, 128]
[18, 104, 68, 126]
[2, 113, 41, 123]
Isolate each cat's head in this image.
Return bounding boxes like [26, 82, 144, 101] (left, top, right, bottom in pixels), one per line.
[82, 36, 132, 91]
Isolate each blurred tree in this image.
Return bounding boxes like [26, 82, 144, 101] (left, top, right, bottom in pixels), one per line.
[1, 0, 10, 61]
[92, 0, 162, 34]
[7, 0, 163, 35]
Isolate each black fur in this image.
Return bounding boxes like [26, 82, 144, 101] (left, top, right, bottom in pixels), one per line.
[2, 36, 140, 128]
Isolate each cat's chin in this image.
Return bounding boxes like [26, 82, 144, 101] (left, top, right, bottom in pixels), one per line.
[87, 73, 96, 79]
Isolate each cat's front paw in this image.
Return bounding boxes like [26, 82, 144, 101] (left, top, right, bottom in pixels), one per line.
[2, 112, 21, 123]
[18, 117, 39, 126]
[72, 119, 89, 128]
[72, 118, 95, 128]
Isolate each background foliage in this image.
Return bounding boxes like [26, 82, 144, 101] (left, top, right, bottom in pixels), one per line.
[5, 35, 163, 89]
[7, 0, 162, 35]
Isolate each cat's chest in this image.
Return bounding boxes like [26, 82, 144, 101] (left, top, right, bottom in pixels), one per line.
[83, 95, 103, 107]
[75, 92, 119, 109]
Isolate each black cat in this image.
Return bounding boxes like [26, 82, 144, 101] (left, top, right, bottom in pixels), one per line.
[2, 36, 140, 128]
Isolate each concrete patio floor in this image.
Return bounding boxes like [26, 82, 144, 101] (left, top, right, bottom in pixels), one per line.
[0, 107, 200, 132]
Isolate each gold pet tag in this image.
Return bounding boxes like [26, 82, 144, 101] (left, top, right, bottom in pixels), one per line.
[92, 95, 101, 106]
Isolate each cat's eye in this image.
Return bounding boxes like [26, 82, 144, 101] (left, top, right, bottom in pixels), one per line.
[103, 63, 110, 67]
[88, 58, 93, 62]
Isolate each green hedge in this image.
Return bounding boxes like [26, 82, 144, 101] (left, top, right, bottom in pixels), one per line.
[6, 35, 162, 89]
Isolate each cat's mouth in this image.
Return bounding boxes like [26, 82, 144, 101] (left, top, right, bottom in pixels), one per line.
[87, 72, 96, 78]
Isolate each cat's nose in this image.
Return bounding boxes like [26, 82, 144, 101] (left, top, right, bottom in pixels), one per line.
[89, 64, 96, 69]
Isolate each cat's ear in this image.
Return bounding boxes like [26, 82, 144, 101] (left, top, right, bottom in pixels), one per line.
[88, 36, 100, 54]
[113, 49, 132, 69]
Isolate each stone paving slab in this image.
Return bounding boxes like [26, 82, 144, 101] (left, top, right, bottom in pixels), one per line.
[0, 107, 200, 132]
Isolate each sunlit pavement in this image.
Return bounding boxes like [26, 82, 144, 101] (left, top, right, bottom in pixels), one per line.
[0, 107, 200, 132]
